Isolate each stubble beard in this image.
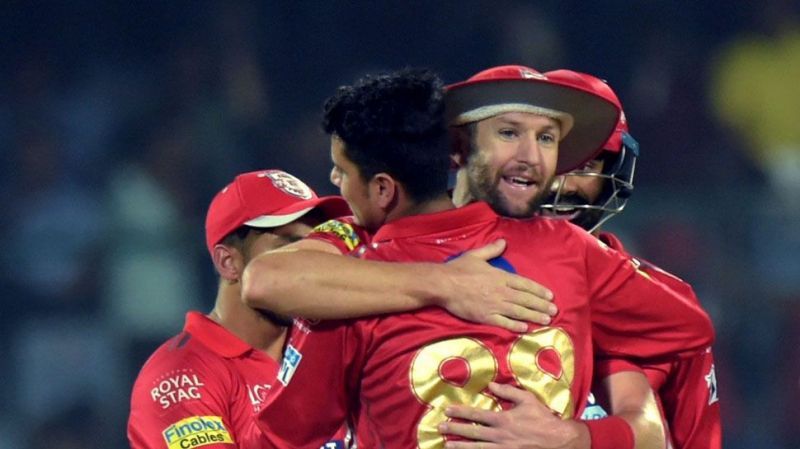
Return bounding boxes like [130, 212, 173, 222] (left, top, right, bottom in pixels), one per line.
[542, 185, 605, 232]
[467, 157, 552, 219]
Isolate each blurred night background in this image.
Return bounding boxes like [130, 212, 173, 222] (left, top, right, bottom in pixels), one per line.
[1, 1, 799, 448]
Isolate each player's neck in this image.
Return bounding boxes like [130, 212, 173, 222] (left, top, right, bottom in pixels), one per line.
[211, 287, 287, 360]
[389, 193, 454, 221]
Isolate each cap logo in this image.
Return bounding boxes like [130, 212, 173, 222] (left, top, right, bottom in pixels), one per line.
[520, 69, 546, 80]
[259, 170, 313, 200]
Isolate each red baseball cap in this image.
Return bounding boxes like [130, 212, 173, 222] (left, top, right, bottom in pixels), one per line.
[445, 65, 621, 174]
[544, 69, 628, 155]
[204, 169, 351, 254]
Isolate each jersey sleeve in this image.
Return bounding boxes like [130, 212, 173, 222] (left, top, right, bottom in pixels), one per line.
[657, 348, 722, 449]
[596, 233, 720, 448]
[257, 320, 368, 449]
[594, 358, 643, 380]
[581, 233, 715, 360]
[128, 352, 236, 449]
[306, 217, 370, 255]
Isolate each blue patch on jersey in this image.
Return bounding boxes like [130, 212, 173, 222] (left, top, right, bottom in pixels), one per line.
[319, 440, 345, 449]
[278, 344, 302, 386]
[487, 256, 516, 273]
[445, 253, 516, 274]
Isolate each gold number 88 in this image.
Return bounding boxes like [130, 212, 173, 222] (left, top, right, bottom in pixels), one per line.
[410, 327, 575, 449]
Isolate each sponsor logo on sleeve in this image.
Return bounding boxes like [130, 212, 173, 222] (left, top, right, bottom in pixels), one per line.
[311, 220, 361, 251]
[292, 318, 315, 334]
[278, 344, 302, 386]
[246, 383, 271, 413]
[162, 416, 233, 449]
[705, 364, 719, 405]
[579, 392, 609, 420]
[151, 369, 205, 410]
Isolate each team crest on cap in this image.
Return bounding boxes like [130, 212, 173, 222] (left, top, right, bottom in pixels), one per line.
[260, 170, 313, 200]
[520, 68, 546, 80]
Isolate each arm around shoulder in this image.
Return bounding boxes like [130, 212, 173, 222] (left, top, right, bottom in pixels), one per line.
[241, 237, 451, 318]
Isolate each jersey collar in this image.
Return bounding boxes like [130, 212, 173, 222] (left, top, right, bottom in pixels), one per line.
[598, 231, 625, 252]
[184, 311, 252, 358]
[371, 202, 498, 242]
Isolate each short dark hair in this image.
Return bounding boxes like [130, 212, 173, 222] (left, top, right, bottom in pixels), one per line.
[322, 68, 450, 202]
[220, 226, 267, 257]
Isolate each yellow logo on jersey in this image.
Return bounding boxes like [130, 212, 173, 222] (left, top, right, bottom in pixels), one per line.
[312, 219, 361, 251]
[162, 416, 234, 449]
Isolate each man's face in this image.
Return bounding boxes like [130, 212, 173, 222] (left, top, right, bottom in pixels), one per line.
[543, 158, 606, 229]
[329, 136, 384, 232]
[461, 112, 561, 218]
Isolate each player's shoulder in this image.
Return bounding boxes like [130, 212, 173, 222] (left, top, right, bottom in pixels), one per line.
[309, 215, 370, 254]
[599, 232, 694, 286]
[598, 231, 627, 253]
[504, 215, 589, 234]
[131, 332, 226, 396]
[500, 215, 597, 246]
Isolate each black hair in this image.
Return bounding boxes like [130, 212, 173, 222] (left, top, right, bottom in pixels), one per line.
[322, 68, 450, 202]
[220, 225, 268, 256]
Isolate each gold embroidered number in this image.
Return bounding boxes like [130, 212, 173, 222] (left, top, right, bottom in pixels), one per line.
[410, 328, 575, 449]
[509, 327, 575, 417]
[410, 338, 500, 449]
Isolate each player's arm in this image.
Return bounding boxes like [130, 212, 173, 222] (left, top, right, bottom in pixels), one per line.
[130, 407, 237, 449]
[128, 359, 237, 449]
[583, 235, 715, 359]
[438, 369, 666, 449]
[588, 369, 667, 449]
[242, 228, 556, 332]
[627, 259, 721, 449]
[658, 349, 722, 449]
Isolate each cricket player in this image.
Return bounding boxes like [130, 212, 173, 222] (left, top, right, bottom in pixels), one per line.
[440, 69, 719, 449]
[242, 67, 713, 448]
[127, 169, 351, 449]
[128, 166, 557, 449]
[540, 69, 721, 449]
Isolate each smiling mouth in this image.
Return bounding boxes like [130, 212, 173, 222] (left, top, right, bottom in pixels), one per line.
[548, 207, 580, 219]
[502, 175, 538, 190]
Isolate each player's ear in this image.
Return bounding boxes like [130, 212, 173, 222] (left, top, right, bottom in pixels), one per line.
[449, 125, 471, 168]
[371, 172, 397, 209]
[212, 244, 244, 283]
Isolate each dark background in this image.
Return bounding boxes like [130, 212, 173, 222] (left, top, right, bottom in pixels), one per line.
[1, 1, 799, 447]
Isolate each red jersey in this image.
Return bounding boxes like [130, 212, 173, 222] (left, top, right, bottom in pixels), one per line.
[128, 312, 350, 449]
[258, 203, 714, 449]
[597, 232, 722, 449]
